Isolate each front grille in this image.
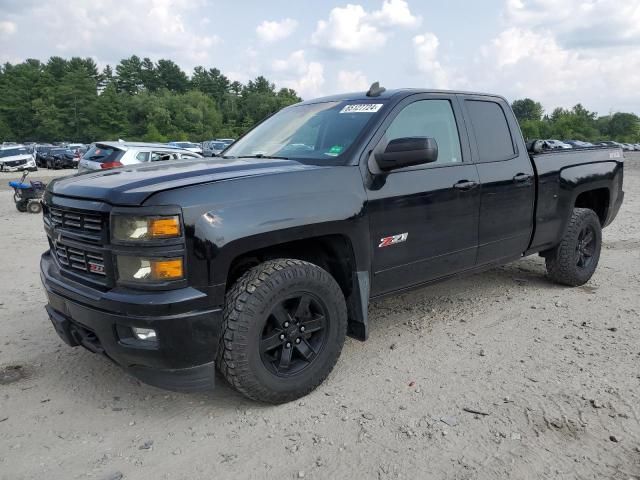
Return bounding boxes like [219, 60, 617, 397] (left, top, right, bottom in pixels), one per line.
[4, 159, 27, 167]
[54, 241, 106, 277]
[49, 207, 103, 234]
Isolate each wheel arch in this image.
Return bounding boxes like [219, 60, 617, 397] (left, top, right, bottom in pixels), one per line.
[222, 232, 371, 341]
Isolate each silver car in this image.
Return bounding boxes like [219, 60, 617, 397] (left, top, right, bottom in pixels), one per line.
[78, 141, 203, 174]
[202, 140, 229, 157]
[0, 145, 37, 172]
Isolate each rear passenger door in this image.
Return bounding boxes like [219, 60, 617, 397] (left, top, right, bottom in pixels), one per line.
[460, 95, 535, 265]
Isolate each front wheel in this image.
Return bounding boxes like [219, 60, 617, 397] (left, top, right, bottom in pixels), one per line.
[27, 201, 42, 214]
[217, 259, 347, 403]
[545, 208, 602, 286]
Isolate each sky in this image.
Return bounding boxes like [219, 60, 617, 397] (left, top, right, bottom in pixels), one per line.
[1, 0, 639, 115]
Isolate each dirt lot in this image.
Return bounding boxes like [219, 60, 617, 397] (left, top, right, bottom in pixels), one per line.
[1, 157, 639, 480]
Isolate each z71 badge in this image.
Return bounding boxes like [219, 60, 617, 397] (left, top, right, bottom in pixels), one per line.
[378, 232, 408, 248]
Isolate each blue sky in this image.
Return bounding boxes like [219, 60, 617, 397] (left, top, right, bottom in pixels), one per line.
[1, 0, 639, 114]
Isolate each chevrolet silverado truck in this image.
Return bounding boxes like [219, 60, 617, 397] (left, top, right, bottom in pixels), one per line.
[40, 86, 624, 403]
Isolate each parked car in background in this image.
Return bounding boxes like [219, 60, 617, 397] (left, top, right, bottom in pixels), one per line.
[215, 138, 236, 146]
[564, 140, 594, 148]
[541, 139, 572, 150]
[45, 148, 78, 169]
[0, 145, 37, 171]
[202, 140, 228, 157]
[634, 144, 640, 151]
[167, 141, 203, 155]
[78, 141, 204, 173]
[35, 144, 55, 167]
[597, 141, 623, 148]
[621, 143, 635, 151]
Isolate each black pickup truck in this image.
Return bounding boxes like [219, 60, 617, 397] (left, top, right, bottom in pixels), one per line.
[40, 86, 624, 403]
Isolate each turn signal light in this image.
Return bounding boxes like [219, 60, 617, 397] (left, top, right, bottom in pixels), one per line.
[149, 217, 180, 237]
[151, 259, 183, 280]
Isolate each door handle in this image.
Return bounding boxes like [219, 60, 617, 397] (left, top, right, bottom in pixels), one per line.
[513, 173, 532, 183]
[453, 180, 478, 191]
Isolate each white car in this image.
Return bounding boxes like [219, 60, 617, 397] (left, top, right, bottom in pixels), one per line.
[78, 141, 204, 173]
[542, 139, 572, 150]
[0, 145, 37, 172]
[167, 141, 203, 155]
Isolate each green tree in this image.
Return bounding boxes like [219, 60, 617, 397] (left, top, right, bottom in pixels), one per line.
[511, 98, 544, 122]
[156, 59, 189, 93]
[116, 55, 144, 94]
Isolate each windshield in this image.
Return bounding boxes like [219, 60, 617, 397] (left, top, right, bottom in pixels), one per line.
[224, 101, 385, 162]
[0, 147, 30, 158]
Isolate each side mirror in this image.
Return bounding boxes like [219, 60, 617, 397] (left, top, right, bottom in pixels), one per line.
[375, 137, 438, 171]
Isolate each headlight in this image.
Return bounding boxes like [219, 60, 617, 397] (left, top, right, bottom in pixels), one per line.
[116, 256, 184, 283]
[112, 215, 181, 242]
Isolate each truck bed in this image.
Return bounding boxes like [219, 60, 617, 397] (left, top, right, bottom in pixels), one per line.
[528, 146, 625, 253]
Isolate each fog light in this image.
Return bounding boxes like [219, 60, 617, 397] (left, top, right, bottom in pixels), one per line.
[132, 327, 157, 341]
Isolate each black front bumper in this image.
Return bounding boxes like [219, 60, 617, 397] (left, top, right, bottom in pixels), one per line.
[41, 251, 222, 392]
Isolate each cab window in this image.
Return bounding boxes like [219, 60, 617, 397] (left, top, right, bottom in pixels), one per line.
[385, 100, 462, 165]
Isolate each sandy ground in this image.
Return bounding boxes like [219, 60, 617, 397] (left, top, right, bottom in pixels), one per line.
[0, 156, 639, 480]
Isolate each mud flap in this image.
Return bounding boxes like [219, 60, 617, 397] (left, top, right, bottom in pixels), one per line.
[347, 271, 370, 341]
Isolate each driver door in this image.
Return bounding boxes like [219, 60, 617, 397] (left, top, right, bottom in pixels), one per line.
[365, 95, 481, 296]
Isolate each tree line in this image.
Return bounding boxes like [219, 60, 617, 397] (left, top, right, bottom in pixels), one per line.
[0, 56, 301, 143]
[1, 56, 638, 144]
[511, 98, 640, 143]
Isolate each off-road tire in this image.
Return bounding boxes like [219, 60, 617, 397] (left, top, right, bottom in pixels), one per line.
[27, 201, 42, 214]
[217, 259, 347, 404]
[15, 201, 28, 212]
[545, 208, 602, 286]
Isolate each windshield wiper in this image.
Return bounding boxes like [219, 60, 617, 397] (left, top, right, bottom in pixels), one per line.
[237, 154, 290, 160]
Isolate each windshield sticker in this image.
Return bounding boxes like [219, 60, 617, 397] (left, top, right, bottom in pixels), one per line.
[339, 104, 383, 114]
[324, 145, 344, 157]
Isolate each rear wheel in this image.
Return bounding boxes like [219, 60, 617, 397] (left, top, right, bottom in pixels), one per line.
[15, 200, 28, 212]
[545, 208, 602, 286]
[217, 259, 347, 403]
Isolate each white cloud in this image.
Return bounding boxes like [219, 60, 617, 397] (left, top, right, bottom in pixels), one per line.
[271, 50, 325, 99]
[475, 26, 640, 113]
[0, 0, 220, 71]
[337, 70, 370, 92]
[504, 0, 640, 48]
[0, 20, 17, 36]
[413, 32, 452, 89]
[311, 0, 420, 54]
[256, 18, 298, 43]
[371, 0, 421, 28]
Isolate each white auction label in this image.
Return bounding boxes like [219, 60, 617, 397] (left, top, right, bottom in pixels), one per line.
[339, 104, 383, 114]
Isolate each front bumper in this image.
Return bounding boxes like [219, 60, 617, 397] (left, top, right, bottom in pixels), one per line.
[41, 251, 222, 392]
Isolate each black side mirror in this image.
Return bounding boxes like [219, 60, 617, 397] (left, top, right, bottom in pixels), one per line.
[375, 137, 438, 171]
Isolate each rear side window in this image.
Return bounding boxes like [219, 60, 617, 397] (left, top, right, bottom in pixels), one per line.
[136, 152, 150, 162]
[82, 145, 123, 163]
[465, 100, 515, 162]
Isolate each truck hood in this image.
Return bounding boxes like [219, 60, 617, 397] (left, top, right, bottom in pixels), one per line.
[48, 157, 324, 205]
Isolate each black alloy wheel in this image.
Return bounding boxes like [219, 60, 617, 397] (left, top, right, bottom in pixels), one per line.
[576, 224, 596, 269]
[260, 293, 328, 377]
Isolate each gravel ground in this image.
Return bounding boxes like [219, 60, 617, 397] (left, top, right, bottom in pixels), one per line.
[0, 167, 77, 192]
[1, 156, 639, 480]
